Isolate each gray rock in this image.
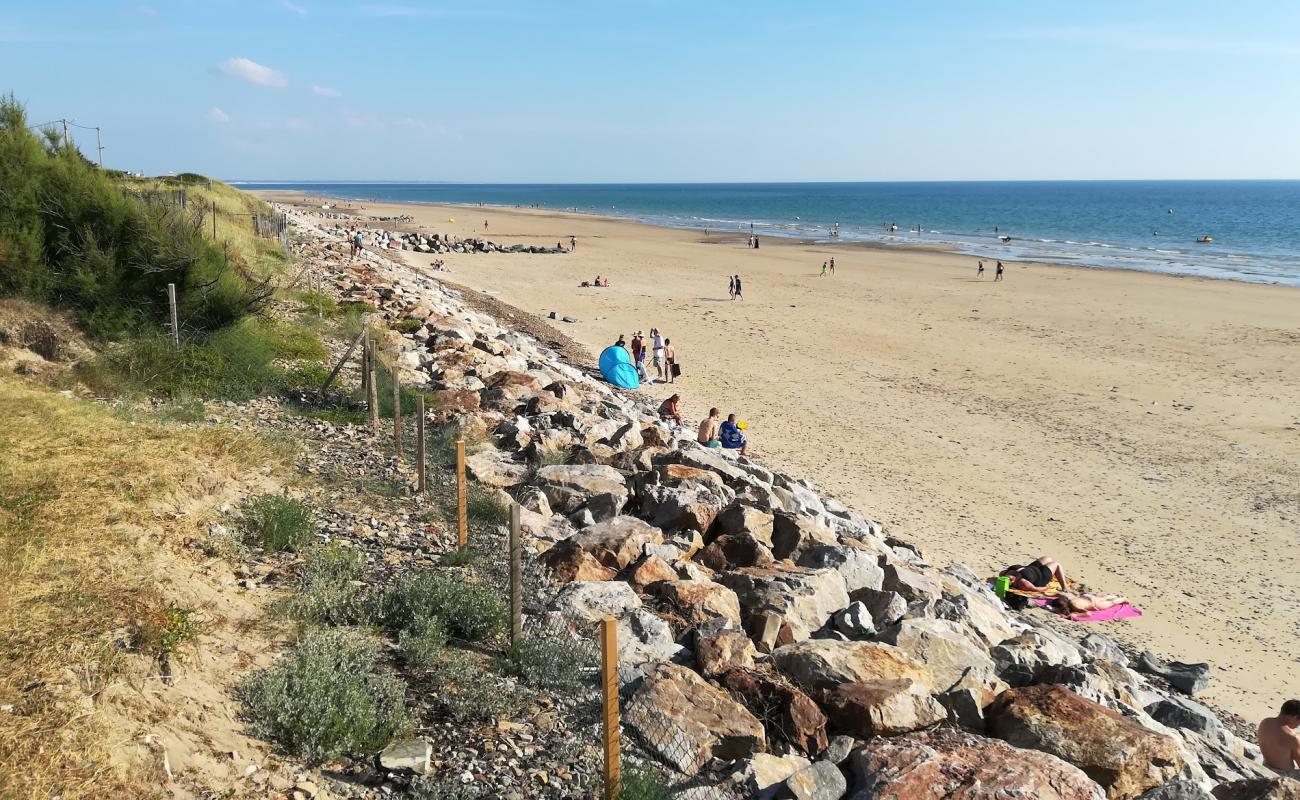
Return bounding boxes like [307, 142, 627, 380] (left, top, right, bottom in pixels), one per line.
[797, 544, 885, 595]
[823, 735, 855, 765]
[1081, 632, 1128, 666]
[1146, 696, 1224, 740]
[880, 562, 942, 602]
[854, 588, 908, 629]
[784, 759, 848, 800]
[1137, 652, 1211, 696]
[379, 738, 431, 774]
[555, 580, 642, 623]
[617, 608, 686, 670]
[535, 463, 628, 515]
[1134, 780, 1213, 800]
[832, 602, 875, 640]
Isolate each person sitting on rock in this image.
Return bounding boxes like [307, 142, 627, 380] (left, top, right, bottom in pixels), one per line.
[999, 556, 1066, 592]
[658, 394, 683, 426]
[1259, 700, 1300, 775]
[698, 408, 722, 448]
[719, 413, 748, 455]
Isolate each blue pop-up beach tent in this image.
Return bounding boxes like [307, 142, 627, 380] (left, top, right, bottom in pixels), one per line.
[598, 345, 640, 389]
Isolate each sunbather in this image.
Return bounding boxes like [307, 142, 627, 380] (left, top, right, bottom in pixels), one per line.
[1000, 556, 1066, 592]
[1050, 591, 1131, 614]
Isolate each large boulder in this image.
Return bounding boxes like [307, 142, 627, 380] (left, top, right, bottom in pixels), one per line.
[798, 543, 886, 595]
[846, 726, 1105, 799]
[785, 760, 849, 800]
[720, 667, 828, 756]
[696, 629, 757, 677]
[1136, 652, 1211, 697]
[879, 562, 942, 602]
[991, 630, 1085, 687]
[638, 465, 736, 533]
[719, 565, 850, 642]
[617, 608, 685, 670]
[771, 640, 931, 694]
[876, 618, 996, 691]
[554, 580, 642, 624]
[714, 502, 775, 545]
[771, 511, 839, 560]
[570, 515, 664, 570]
[722, 753, 812, 800]
[464, 451, 528, 488]
[624, 663, 765, 774]
[821, 678, 947, 738]
[699, 532, 776, 571]
[535, 464, 628, 516]
[987, 684, 1184, 800]
[657, 579, 742, 626]
[1137, 781, 1214, 800]
[1211, 780, 1300, 800]
[537, 539, 616, 584]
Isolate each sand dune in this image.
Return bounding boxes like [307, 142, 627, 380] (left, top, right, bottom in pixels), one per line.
[258, 191, 1300, 723]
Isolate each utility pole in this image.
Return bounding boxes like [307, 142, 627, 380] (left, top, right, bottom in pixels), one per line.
[61, 119, 69, 149]
[95, 127, 103, 168]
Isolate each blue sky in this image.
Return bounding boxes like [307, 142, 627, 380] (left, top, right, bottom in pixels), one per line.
[3, 0, 1299, 181]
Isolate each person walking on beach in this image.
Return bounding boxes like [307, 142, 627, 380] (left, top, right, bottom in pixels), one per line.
[728, 275, 736, 299]
[570, 235, 576, 250]
[483, 219, 489, 232]
[664, 339, 677, 383]
[651, 328, 666, 381]
[995, 261, 1005, 281]
[977, 260, 986, 278]
[821, 261, 828, 277]
[630, 331, 643, 364]
[829, 257, 835, 275]
[1258, 700, 1300, 773]
[733, 275, 743, 300]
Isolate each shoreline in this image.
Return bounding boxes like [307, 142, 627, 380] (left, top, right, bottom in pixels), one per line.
[255, 187, 1300, 290]
[254, 190, 1300, 724]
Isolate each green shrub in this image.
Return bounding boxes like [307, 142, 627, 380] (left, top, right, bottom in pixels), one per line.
[238, 628, 409, 762]
[392, 319, 422, 334]
[133, 602, 201, 660]
[381, 570, 507, 643]
[397, 616, 448, 671]
[286, 545, 375, 625]
[465, 484, 509, 528]
[240, 494, 314, 553]
[298, 290, 337, 318]
[423, 648, 524, 722]
[438, 546, 476, 568]
[501, 631, 597, 693]
[620, 765, 674, 800]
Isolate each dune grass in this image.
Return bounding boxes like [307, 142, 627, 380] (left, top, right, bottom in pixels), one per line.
[0, 377, 282, 799]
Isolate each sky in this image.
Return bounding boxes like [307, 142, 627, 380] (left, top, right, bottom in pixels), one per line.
[3, 0, 1300, 182]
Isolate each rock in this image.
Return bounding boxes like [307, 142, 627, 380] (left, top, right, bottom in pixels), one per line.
[988, 684, 1184, 800]
[785, 760, 848, 800]
[879, 563, 942, 602]
[720, 667, 829, 756]
[623, 554, 678, 591]
[638, 468, 736, 533]
[715, 502, 775, 545]
[1036, 660, 1146, 711]
[771, 640, 931, 693]
[1145, 696, 1224, 740]
[570, 515, 664, 570]
[379, 738, 431, 774]
[824, 734, 855, 765]
[854, 588, 908, 629]
[538, 539, 617, 584]
[1211, 780, 1300, 800]
[535, 464, 628, 515]
[798, 544, 886, 595]
[465, 451, 528, 488]
[934, 577, 1017, 648]
[517, 486, 552, 516]
[554, 580, 642, 623]
[1136, 781, 1214, 800]
[696, 630, 757, 677]
[847, 726, 1105, 800]
[657, 579, 742, 626]
[991, 630, 1085, 687]
[724, 753, 812, 800]
[617, 609, 686, 669]
[624, 663, 765, 774]
[719, 565, 850, 642]
[821, 678, 947, 738]
[1136, 652, 1211, 696]
[936, 666, 1007, 732]
[699, 532, 776, 571]
[832, 602, 876, 639]
[877, 618, 995, 691]
[771, 511, 839, 560]
[1081, 632, 1129, 666]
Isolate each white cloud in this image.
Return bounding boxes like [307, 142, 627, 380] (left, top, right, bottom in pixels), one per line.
[356, 4, 437, 17]
[216, 57, 289, 88]
[311, 85, 342, 97]
[279, 0, 308, 16]
[207, 107, 230, 123]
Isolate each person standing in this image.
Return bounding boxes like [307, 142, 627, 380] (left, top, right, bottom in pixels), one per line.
[484, 219, 489, 231]
[821, 261, 828, 277]
[734, 275, 743, 300]
[630, 331, 643, 365]
[729, 275, 736, 299]
[664, 338, 677, 384]
[352, 229, 363, 260]
[570, 235, 576, 250]
[977, 260, 986, 278]
[995, 261, 1005, 282]
[651, 328, 666, 381]
[829, 257, 835, 275]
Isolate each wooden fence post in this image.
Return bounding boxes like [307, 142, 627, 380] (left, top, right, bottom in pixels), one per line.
[212, 200, 217, 239]
[455, 439, 468, 549]
[166, 283, 179, 349]
[416, 395, 426, 494]
[509, 503, 522, 647]
[601, 617, 621, 800]
[391, 361, 402, 457]
[368, 341, 379, 435]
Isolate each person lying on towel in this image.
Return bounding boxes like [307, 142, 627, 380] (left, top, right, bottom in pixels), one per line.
[999, 556, 1066, 592]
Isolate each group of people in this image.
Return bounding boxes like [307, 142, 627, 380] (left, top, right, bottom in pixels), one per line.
[728, 274, 745, 300]
[586, 275, 611, 287]
[976, 260, 1006, 281]
[348, 226, 365, 259]
[746, 234, 761, 249]
[657, 397, 751, 455]
[820, 258, 836, 276]
[620, 329, 676, 383]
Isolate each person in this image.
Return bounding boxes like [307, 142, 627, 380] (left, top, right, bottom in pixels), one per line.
[484, 219, 489, 231]
[615, 334, 627, 350]
[733, 275, 743, 300]
[753, 236, 759, 249]
[821, 261, 828, 277]
[635, 340, 649, 381]
[570, 235, 576, 250]
[977, 260, 986, 278]
[664, 338, 677, 383]
[1050, 591, 1131, 614]
[352, 229, 363, 260]
[594, 274, 602, 287]
[698, 408, 722, 447]
[829, 257, 835, 275]
[995, 261, 1005, 281]
[719, 413, 747, 455]
[651, 328, 665, 380]
[1258, 700, 1300, 774]
[999, 557, 1066, 592]
[729, 275, 736, 299]
[630, 331, 643, 364]
[658, 394, 683, 425]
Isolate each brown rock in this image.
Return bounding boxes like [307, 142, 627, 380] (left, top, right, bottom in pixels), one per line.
[657, 579, 742, 626]
[537, 539, 616, 584]
[1213, 779, 1300, 800]
[698, 532, 776, 571]
[714, 502, 776, 545]
[820, 678, 946, 738]
[771, 639, 932, 693]
[624, 663, 765, 774]
[987, 684, 1183, 800]
[570, 515, 664, 570]
[721, 667, 829, 756]
[623, 554, 678, 592]
[848, 726, 1105, 800]
[771, 511, 839, 560]
[696, 630, 757, 677]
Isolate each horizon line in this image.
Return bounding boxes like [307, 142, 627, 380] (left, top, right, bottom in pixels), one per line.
[229, 177, 1300, 185]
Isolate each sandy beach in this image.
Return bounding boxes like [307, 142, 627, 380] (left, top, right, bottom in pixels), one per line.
[257, 191, 1300, 723]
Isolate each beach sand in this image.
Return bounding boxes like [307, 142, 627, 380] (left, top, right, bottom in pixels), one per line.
[257, 191, 1300, 722]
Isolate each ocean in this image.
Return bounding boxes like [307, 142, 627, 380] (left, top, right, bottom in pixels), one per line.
[240, 181, 1300, 286]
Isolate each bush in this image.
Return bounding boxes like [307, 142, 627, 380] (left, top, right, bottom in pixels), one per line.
[381, 570, 507, 643]
[465, 483, 509, 528]
[286, 545, 375, 625]
[133, 602, 201, 660]
[238, 629, 409, 762]
[501, 631, 597, 693]
[240, 493, 314, 552]
[620, 765, 675, 800]
[423, 647, 524, 722]
[397, 616, 447, 671]
[392, 319, 422, 334]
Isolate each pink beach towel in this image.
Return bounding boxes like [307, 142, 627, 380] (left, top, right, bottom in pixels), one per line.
[1030, 597, 1143, 622]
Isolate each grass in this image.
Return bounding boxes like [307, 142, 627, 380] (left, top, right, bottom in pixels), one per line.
[239, 628, 409, 763]
[619, 765, 675, 800]
[0, 376, 279, 799]
[501, 631, 597, 693]
[239, 493, 315, 553]
[397, 617, 448, 671]
[419, 647, 524, 723]
[132, 602, 202, 662]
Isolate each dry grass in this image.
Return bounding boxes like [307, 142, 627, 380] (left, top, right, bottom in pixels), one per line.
[0, 377, 280, 799]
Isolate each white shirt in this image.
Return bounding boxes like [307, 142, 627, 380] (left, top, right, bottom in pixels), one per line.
[652, 334, 664, 351]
